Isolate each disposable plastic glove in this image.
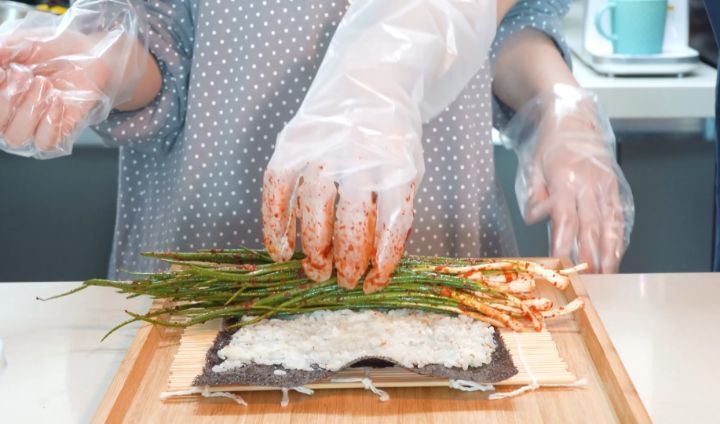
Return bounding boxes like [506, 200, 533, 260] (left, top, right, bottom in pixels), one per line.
[0, 0, 147, 159]
[503, 84, 634, 273]
[263, 0, 496, 292]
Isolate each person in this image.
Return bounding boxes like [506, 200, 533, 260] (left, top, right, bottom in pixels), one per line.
[0, 0, 633, 289]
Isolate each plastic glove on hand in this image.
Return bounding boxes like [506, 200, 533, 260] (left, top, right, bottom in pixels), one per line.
[263, 0, 496, 292]
[0, 0, 146, 159]
[506, 85, 634, 273]
[264, 164, 418, 294]
[0, 32, 110, 153]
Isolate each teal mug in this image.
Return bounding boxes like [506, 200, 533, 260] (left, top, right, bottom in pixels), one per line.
[594, 0, 668, 55]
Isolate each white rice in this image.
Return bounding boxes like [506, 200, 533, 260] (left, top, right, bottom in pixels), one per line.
[213, 309, 497, 373]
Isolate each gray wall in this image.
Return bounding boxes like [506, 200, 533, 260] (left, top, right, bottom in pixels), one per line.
[0, 146, 118, 281]
[0, 129, 715, 281]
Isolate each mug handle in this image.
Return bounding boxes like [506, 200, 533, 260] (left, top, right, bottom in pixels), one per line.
[594, 2, 618, 42]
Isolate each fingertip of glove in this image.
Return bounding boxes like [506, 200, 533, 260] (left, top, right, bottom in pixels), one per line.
[302, 257, 333, 282]
[263, 236, 294, 263]
[336, 272, 360, 290]
[600, 258, 619, 274]
[363, 269, 389, 294]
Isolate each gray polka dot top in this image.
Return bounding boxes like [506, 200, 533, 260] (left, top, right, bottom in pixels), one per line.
[93, 0, 571, 278]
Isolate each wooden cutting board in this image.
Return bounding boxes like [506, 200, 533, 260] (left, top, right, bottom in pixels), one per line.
[92, 259, 652, 423]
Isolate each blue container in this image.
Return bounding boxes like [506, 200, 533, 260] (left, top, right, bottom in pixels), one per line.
[595, 0, 668, 55]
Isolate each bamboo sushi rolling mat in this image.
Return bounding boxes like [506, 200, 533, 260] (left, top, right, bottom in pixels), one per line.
[166, 319, 577, 393]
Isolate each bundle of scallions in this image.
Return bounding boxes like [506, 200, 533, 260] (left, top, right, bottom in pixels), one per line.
[40, 248, 585, 340]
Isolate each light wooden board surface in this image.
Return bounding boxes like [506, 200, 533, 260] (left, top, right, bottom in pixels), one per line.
[93, 259, 651, 424]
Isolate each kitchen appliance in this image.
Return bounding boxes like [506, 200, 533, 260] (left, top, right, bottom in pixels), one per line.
[568, 0, 700, 76]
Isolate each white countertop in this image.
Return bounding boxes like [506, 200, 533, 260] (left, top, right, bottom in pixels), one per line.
[583, 273, 720, 423]
[0, 274, 718, 423]
[0, 284, 149, 423]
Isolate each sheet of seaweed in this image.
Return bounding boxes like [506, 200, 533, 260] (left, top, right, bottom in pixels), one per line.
[193, 322, 518, 388]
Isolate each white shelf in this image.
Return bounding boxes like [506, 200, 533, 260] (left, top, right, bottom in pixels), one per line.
[571, 54, 717, 120]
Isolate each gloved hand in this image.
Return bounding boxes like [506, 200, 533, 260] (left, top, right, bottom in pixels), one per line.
[263, 0, 496, 292]
[503, 84, 634, 273]
[0, 0, 147, 159]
